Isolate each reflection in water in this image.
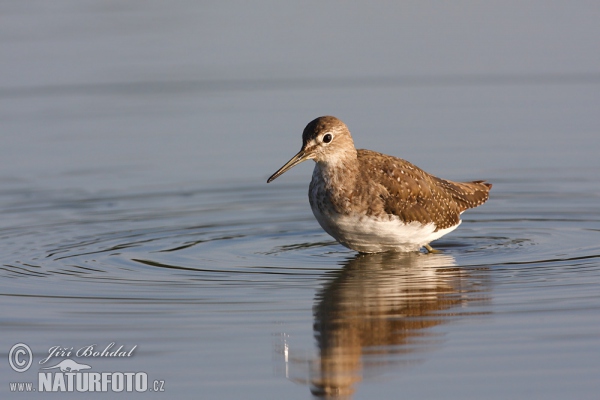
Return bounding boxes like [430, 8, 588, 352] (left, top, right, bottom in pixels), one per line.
[279, 252, 490, 398]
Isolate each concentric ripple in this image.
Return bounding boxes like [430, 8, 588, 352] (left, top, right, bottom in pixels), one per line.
[2, 178, 599, 303]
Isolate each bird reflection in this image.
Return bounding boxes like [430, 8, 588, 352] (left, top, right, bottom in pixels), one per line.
[279, 251, 489, 398]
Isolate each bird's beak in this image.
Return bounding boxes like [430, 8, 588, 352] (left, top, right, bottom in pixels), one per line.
[267, 148, 313, 183]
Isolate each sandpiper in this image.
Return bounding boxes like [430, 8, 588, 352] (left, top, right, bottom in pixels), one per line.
[267, 116, 491, 253]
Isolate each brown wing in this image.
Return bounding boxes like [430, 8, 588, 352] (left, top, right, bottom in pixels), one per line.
[357, 150, 491, 230]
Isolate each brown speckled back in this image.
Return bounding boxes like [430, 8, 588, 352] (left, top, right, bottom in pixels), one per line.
[356, 149, 491, 230]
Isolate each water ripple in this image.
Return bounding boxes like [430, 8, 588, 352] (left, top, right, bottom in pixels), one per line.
[1, 181, 599, 304]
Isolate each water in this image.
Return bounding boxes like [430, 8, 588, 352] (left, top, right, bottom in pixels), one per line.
[2, 2, 600, 399]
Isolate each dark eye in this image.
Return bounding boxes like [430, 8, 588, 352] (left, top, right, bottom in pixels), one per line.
[322, 133, 332, 143]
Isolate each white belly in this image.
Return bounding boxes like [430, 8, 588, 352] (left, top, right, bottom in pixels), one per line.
[311, 205, 460, 253]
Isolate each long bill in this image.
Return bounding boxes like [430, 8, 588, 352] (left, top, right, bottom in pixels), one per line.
[267, 149, 312, 183]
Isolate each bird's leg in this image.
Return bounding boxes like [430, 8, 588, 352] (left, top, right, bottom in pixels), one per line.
[424, 244, 440, 254]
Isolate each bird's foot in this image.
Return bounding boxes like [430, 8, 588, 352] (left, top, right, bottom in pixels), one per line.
[424, 244, 440, 254]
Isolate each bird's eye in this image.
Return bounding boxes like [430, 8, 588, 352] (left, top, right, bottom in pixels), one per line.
[322, 133, 333, 143]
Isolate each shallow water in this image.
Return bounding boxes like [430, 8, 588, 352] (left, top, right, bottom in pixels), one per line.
[2, 2, 600, 399]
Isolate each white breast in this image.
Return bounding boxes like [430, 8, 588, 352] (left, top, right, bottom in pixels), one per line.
[311, 206, 459, 253]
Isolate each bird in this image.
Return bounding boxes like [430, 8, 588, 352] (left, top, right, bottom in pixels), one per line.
[267, 116, 491, 253]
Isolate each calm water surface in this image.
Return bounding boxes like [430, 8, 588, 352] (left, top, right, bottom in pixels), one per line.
[2, 2, 600, 399]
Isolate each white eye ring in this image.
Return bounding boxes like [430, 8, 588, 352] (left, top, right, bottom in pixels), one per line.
[322, 133, 333, 143]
